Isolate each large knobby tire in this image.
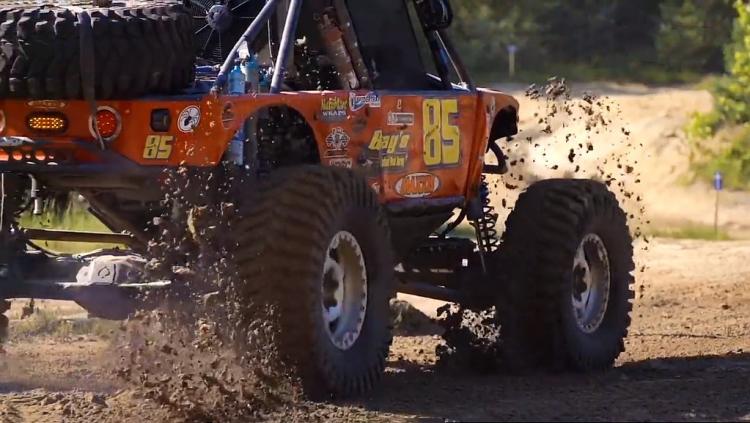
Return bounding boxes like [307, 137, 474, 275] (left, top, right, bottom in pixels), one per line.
[0, 3, 194, 99]
[229, 166, 395, 398]
[496, 179, 635, 371]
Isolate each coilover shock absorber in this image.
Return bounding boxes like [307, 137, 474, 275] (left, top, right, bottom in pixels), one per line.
[469, 175, 500, 274]
[476, 175, 500, 252]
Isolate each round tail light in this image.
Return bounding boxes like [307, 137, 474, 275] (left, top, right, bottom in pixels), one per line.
[89, 107, 121, 141]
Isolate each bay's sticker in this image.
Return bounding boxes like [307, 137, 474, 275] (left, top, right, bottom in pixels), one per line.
[395, 172, 440, 198]
[178, 105, 201, 133]
[368, 130, 410, 170]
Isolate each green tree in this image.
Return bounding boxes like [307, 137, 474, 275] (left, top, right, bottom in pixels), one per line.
[657, 0, 735, 72]
[447, 0, 731, 82]
[449, 0, 667, 79]
[713, 1, 750, 124]
[686, 2, 750, 189]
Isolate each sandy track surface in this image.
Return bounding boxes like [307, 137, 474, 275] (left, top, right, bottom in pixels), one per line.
[0, 238, 748, 422]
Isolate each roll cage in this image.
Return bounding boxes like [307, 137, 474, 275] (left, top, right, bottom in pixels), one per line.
[213, 0, 473, 94]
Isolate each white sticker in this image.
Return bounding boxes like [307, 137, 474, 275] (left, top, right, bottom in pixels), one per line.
[328, 157, 353, 168]
[325, 127, 351, 151]
[387, 112, 415, 126]
[178, 105, 201, 133]
[0, 137, 31, 147]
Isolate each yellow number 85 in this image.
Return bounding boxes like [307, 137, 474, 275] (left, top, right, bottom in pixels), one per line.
[423, 98, 460, 167]
[143, 135, 174, 160]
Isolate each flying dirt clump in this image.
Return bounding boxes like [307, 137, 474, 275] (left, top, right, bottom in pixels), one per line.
[112, 167, 301, 422]
[436, 76, 649, 370]
[435, 304, 500, 372]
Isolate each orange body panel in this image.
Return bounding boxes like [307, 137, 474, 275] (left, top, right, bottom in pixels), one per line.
[0, 88, 518, 204]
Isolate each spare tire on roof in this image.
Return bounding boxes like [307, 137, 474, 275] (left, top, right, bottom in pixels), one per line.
[0, 3, 195, 100]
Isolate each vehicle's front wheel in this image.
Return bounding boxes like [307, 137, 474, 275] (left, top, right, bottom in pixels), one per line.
[229, 166, 394, 398]
[497, 179, 635, 371]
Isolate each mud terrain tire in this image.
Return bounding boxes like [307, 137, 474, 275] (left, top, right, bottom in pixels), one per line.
[497, 179, 634, 371]
[0, 4, 194, 99]
[230, 166, 394, 398]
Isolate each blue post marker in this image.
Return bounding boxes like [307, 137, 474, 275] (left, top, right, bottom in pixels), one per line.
[507, 44, 518, 77]
[714, 171, 723, 191]
[714, 171, 723, 238]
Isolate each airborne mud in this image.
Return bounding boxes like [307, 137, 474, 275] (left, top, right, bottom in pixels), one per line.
[110, 167, 304, 421]
[0, 84, 749, 421]
[435, 77, 650, 370]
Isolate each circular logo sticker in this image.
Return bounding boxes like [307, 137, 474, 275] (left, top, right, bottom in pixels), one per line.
[178, 106, 201, 132]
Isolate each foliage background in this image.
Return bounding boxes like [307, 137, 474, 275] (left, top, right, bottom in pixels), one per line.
[448, 0, 750, 190]
[449, 0, 736, 84]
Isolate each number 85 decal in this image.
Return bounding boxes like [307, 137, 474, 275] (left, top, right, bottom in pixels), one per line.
[423, 98, 460, 167]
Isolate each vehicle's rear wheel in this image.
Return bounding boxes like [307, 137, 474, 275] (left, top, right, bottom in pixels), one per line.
[230, 166, 394, 398]
[496, 179, 635, 371]
[0, 3, 194, 99]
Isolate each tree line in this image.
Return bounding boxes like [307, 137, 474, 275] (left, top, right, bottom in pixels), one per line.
[449, 0, 737, 82]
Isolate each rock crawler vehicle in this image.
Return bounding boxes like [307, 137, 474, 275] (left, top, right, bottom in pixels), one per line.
[0, 0, 634, 397]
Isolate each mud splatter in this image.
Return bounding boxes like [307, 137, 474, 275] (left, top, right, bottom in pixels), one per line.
[111, 167, 300, 421]
[437, 76, 650, 369]
[435, 304, 499, 372]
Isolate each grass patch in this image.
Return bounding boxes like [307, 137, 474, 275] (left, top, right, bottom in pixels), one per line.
[688, 124, 750, 191]
[646, 224, 731, 241]
[445, 223, 476, 240]
[19, 202, 122, 254]
[10, 308, 120, 340]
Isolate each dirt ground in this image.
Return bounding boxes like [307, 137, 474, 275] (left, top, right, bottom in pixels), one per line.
[0, 238, 749, 422]
[1, 84, 749, 422]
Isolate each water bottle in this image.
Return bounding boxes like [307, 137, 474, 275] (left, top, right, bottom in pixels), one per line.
[244, 54, 260, 93]
[228, 63, 245, 95]
[259, 69, 272, 93]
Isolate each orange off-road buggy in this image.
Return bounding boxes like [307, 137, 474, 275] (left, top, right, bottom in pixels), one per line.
[0, 0, 634, 397]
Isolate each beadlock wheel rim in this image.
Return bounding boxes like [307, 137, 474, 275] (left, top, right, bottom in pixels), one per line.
[571, 233, 611, 334]
[321, 231, 368, 351]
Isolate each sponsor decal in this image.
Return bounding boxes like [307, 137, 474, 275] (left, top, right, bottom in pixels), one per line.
[143, 135, 174, 160]
[178, 105, 201, 133]
[27, 100, 66, 109]
[328, 157, 353, 168]
[0, 137, 31, 147]
[321, 97, 348, 122]
[349, 91, 381, 112]
[325, 127, 350, 153]
[221, 102, 235, 129]
[368, 130, 410, 170]
[395, 172, 440, 198]
[370, 181, 382, 194]
[387, 112, 415, 126]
